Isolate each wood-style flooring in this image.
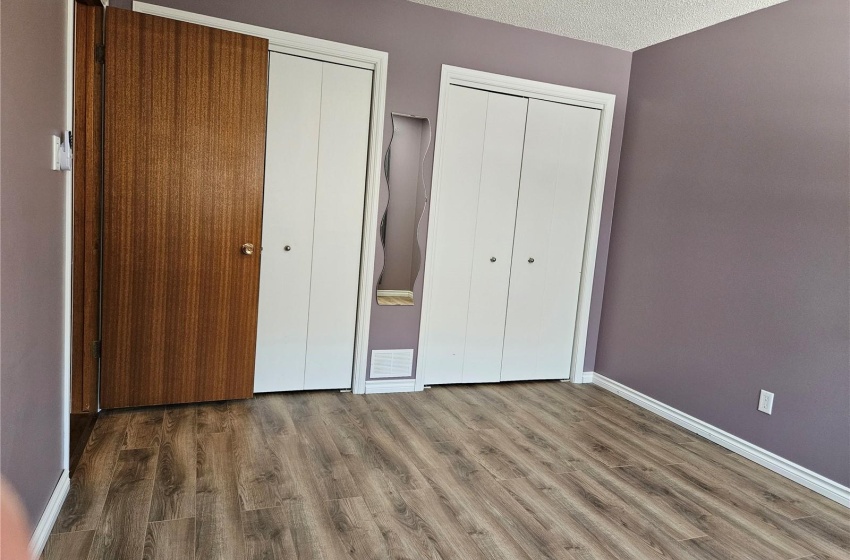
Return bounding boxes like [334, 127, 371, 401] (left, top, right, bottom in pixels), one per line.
[68, 412, 97, 476]
[45, 382, 849, 560]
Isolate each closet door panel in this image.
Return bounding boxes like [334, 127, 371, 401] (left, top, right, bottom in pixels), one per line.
[462, 93, 528, 383]
[501, 99, 600, 381]
[500, 100, 560, 381]
[422, 86, 489, 385]
[255, 54, 323, 392]
[536, 103, 600, 378]
[304, 63, 373, 389]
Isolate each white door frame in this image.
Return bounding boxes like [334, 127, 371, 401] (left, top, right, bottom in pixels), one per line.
[133, 2, 388, 395]
[415, 65, 615, 391]
[61, 0, 76, 477]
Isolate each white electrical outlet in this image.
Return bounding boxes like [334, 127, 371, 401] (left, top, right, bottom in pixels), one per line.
[758, 390, 774, 414]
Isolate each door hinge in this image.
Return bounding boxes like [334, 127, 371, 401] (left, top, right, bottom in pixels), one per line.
[92, 340, 102, 359]
[95, 44, 105, 65]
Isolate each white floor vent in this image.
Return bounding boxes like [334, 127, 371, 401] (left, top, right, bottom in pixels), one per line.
[370, 349, 414, 378]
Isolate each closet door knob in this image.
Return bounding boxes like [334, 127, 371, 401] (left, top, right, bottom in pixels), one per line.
[241, 243, 255, 256]
[284, 245, 292, 251]
[528, 257, 535, 263]
[490, 257, 497, 262]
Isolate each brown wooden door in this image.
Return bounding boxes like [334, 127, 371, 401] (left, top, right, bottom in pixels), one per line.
[101, 9, 268, 408]
[72, 1, 103, 413]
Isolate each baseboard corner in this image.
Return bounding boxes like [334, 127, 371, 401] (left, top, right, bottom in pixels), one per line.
[29, 470, 70, 557]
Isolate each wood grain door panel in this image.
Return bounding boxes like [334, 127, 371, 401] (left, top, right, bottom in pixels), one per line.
[101, 8, 268, 408]
[72, 2, 103, 413]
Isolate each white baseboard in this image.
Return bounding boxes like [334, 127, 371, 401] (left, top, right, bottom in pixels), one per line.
[29, 470, 70, 557]
[565, 371, 594, 384]
[376, 289, 414, 298]
[365, 378, 416, 394]
[591, 373, 850, 508]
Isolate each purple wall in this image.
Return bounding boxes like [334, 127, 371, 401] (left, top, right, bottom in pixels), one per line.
[596, 0, 850, 485]
[1, 0, 69, 524]
[111, 0, 632, 376]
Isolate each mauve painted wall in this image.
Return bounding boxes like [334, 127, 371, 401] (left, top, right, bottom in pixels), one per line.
[112, 0, 632, 377]
[1, 0, 69, 524]
[596, 0, 850, 484]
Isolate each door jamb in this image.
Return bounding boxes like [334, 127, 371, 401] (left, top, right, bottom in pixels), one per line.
[132, 2, 387, 395]
[415, 65, 616, 391]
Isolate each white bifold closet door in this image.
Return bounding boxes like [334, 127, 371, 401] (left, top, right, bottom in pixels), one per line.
[422, 87, 601, 385]
[254, 53, 372, 393]
[500, 99, 601, 381]
[423, 85, 527, 385]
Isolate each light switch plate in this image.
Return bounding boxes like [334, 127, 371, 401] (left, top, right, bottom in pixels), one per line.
[52, 132, 73, 171]
[758, 390, 774, 414]
[51, 135, 61, 171]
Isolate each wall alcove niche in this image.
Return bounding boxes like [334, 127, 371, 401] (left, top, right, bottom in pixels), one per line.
[377, 113, 431, 306]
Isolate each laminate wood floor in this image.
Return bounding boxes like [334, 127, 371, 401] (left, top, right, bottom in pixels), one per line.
[45, 382, 849, 560]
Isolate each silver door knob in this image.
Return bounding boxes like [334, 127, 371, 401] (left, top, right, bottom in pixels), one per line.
[241, 243, 255, 256]
[490, 257, 497, 262]
[284, 245, 291, 251]
[528, 257, 534, 263]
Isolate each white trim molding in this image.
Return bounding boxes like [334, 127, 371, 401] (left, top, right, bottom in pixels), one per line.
[62, 0, 75, 470]
[29, 471, 70, 557]
[133, 2, 388, 396]
[416, 65, 615, 391]
[365, 378, 417, 394]
[591, 373, 850, 507]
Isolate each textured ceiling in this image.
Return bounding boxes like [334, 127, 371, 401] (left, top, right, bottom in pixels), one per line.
[406, 0, 788, 51]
